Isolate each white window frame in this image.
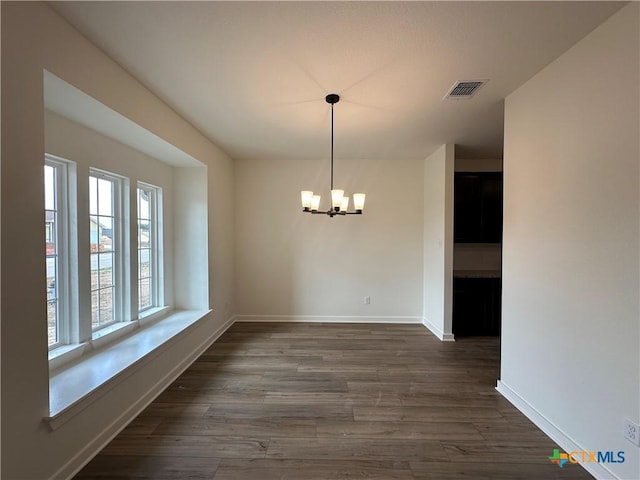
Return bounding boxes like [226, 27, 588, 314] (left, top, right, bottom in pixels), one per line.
[47, 160, 175, 373]
[89, 168, 128, 332]
[137, 182, 164, 316]
[45, 156, 72, 350]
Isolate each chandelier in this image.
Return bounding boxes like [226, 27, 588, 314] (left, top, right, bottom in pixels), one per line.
[300, 94, 366, 217]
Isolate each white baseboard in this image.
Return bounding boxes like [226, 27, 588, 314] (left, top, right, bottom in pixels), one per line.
[496, 380, 618, 480]
[234, 315, 422, 324]
[54, 315, 235, 480]
[422, 317, 455, 341]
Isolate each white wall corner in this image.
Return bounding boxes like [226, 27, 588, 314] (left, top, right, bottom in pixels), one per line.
[422, 317, 455, 341]
[422, 143, 455, 341]
[496, 381, 621, 480]
[501, 5, 639, 479]
[442, 143, 455, 335]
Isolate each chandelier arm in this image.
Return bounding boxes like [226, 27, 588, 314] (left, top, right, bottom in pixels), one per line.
[303, 209, 361, 216]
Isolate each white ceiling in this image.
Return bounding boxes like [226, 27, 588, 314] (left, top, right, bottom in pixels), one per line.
[49, 1, 624, 162]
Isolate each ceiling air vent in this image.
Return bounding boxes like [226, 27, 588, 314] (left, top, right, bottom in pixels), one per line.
[444, 80, 488, 100]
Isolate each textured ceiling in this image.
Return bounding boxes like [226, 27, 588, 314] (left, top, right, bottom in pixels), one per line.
[50, 1, 624, 161]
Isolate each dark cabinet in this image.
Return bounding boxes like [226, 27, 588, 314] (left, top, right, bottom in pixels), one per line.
[453, 277, 501, 336]
[454, 172, 503, 243]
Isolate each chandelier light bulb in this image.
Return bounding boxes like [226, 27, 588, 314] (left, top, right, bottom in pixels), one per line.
[331, 189, 344, 210]
[301, 190, 313, 210]
[353, 193, 366, 212]
[310, 195, 321, 211]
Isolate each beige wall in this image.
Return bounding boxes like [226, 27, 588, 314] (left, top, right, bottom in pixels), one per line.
[1, 3, 234, 478]
[234, 156, 424, 321]
[500, 4, 639, 479]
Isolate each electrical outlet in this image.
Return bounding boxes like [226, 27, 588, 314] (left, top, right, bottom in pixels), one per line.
[364, 296, 371, 305]
[624, 419, 640, 446]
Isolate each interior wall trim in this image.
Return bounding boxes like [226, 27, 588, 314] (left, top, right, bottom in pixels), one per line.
[422, 317, 455, 341]
[234, 315, 423, 324]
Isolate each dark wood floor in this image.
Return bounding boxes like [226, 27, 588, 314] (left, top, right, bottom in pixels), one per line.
[75, 322, 593, 479]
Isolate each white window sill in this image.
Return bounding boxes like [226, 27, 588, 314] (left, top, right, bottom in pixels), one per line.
[48, 306, 173, 370]
[48, 342, 90, 370]
[138, 305, 171, 325]
[46, 308, 211, 430]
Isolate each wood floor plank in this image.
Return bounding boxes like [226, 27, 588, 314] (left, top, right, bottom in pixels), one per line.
[410, 461, 593, 479]
[119, 416, 164, 436]
[266, 438, 448, 461]
[100, 434, 269, 458]
[440, 439, 570, 464]
[405, 381, 501, 394]
[263, 391, 401, 407]
[74, 322, 594, 480]
[205, 402, 354, 421]
[74, 455, 220, 479]
[347, 380, 415, 394]
[316, 420, 484, 440]
[152, 417, 317, 438]
[473, 421, 559, 444]
[213, 459, 414, 480]
[263, 369, 380, 382]
[257, 379, 350, 393]
[398, 391, 506, 408]
[155, 389, 267, 405]
[137, 402, 210, 418]
[353, 405, 507, 422]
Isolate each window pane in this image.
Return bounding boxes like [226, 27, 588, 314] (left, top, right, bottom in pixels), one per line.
[138, 189, 150, 220]
[97, 178, 113, 216]
[99, 288, 114, 325]
[98, 216, 113, 252]
[47, 300, 57, 346]
[90, 172, 120, 330]
[137, 185, 160, 312]
[90, 215, 100, 252]
[90, 259, 99, 291]
[89, 176, 98, 215]
[45, 164, 59, 346]
[44, 165, 56, 210]
[47, 260, 57, 297]
[139, 219, 150, 247]
[139, 248, 151, 279]
[46, 257, 58, 346]
[100, 252, 114, 287]
[91, 289, 100, 329]
[139, 278, 151, 310]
